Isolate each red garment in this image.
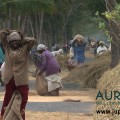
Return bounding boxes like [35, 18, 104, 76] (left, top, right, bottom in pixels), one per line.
[1, 77, 29, 120]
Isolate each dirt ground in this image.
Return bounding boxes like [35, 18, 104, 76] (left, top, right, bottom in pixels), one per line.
[0, 64, 95, 120]
[26, 90, 95, 120]
[26, 111, 94, 120]
[25, 66, 95, 120]
[28, 68, 95, 103]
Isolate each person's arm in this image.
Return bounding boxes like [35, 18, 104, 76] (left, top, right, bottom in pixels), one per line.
[0, 29, 10, 49]
[81, 39, 86, 46]
[97, 47, 100, 54]
[24, 37, 36, 52]
[69, 47, 74, 58]
[71, 40, 76, 47]
[104, 46, 108, 51]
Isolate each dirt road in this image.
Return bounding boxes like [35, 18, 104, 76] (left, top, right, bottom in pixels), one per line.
[0, 70, 95, 120]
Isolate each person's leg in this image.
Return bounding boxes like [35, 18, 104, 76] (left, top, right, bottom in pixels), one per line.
[0, 116, 2, 120]
[1, 77, 15, 117]
[17, 85, 29, 120]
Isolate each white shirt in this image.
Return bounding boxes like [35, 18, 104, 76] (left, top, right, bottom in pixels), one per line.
[51, 49, 63, 56]
[97, 46, 108, 55]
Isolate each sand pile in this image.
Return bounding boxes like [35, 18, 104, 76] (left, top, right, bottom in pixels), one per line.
[63, 53, 111, 88]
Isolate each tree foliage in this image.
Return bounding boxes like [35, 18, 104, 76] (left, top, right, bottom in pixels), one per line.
[95, 0, 120, 68]
[3, 0, 56, 14]
[85, 0, 106, 15]
[0, 0, 107, 48]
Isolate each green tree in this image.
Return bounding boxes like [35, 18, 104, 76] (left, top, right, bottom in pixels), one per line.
[105, 0, 120, 68]
[86, 0, 120, 68]
[0, 0, 56, 44]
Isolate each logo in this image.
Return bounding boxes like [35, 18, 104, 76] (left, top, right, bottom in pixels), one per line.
[96, 90, 120, 100]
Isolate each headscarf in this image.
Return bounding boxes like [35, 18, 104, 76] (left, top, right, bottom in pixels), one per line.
[7, 32, 21, 42]
[99, 41, 104, 44]
[37, 44, 47, 51]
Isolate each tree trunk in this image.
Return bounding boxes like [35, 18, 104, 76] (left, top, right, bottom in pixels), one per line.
[110, 38, 119, 68]
[29, 16, 35, 37]
[61, 3, 81, 41]
[105, 0, 120, 68]
[17, 15, 21, 29]
[22, 15, 27, 34]
[109, 20, 120, 68]
[8, 8, 12, 28]
[35, 14, 39, 44]
[39, 11, 44, 44]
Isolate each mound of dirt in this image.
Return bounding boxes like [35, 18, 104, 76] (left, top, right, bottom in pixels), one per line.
[63, 53, 111, 88]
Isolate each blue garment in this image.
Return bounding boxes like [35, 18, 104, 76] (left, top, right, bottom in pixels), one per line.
[72, 43, 86, 63]
[0, 47, 4, 64]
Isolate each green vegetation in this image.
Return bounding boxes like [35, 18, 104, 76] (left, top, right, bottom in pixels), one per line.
[0, 0, 102, 47]
[0, 0, 120, 68]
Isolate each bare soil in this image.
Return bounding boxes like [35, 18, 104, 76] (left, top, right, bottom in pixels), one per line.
[26, 111, 94, 120]
[26, 69, 95, 120]
[0, 64, 95, 120]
